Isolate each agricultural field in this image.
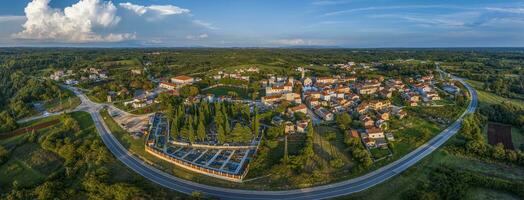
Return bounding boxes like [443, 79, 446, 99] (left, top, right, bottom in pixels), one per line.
[487, 122, 514, 149]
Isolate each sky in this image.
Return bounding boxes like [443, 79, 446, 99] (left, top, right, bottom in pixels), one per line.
[0, 0, 523, 47]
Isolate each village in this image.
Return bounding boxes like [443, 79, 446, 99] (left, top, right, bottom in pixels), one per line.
[47, 60, 463, 181]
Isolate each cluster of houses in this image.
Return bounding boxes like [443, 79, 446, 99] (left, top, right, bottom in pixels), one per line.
[80, 67, 108, 82]
[261, 75, 302, 105]
[50, 67, 108, 85]
[212, 67, 259, 81]
[400, 74, 442, 106]
[302, 76, 360, 121]
[50, 69, 74, 81]
[124, 75, 198, 109]
[257, 70, 418, 150]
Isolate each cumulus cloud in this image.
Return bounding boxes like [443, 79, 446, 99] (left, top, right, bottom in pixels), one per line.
[119, 2, 189, 16]
[14, 0, 134, 42]
[186, 33, 208, 40]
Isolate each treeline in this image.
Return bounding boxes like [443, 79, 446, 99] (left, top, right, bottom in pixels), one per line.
[161, 95, 256, 144]
[403, 166, 524, 199]
[479, 102, 524, 129]
[0, 70, 73, 133]
[455, 113, 524, 166]
[376, 62, 435, 77]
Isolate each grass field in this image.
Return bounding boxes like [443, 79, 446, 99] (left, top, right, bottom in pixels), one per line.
[466, 80, 524, 109]
[44, 96, 81, 113]
[202, 86, 251, 99]
[0, 143, 63, 188]
[512, 127, 524, 151]
[313, 126, 354, 171]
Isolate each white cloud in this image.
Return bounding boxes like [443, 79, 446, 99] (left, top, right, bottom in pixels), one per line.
[192, 20, 218, 30]
[119, 2, 189, 16]
[324, 5, 465, 16]
[273, 38, 306, 45]
[14, 0, 133, 42]
[485, 7, 524, 14]
[186, 33, 208, 40]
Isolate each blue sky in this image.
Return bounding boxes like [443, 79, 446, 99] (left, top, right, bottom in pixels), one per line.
[0, 0, 523, 47]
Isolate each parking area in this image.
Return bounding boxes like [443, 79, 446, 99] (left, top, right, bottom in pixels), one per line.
[108, 106, 152, 134]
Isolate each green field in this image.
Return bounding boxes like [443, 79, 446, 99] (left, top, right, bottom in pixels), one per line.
[0, 143, 62, 188]
[44, 96, 81, 112]
[512, 127, 524, 151]
[202, 86, 251, 99]
[467, 80, 524, 109]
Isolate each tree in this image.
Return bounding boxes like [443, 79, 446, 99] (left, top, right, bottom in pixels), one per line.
[335, 113, 352, 130]
[180, 85, 199, 97]
[302, 123, 315, 158]
[197, 120, 206, 142]
[217, 124, 226, 144]
[0, 145, 9, 164]
[229, 123, 251, 143]
[266, 126, 282, 139]
[492, 143, 506, 159]
[34, 181, 61, 200]
[252, 110, 260, 135]
[188, 122, 195, 143]
[62, 114, 80, 132]
[0, 111, 17, 132]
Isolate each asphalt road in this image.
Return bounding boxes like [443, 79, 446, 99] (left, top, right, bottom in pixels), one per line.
[71, 75, 477, 200]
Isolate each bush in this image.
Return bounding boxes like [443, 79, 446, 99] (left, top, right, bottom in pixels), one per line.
[325, 131, 337, 141]
[0, 145, 10, 164]
[329, 157, 344, 169]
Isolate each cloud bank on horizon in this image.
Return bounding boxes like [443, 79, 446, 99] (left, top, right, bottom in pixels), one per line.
[0, 0, 523, 47]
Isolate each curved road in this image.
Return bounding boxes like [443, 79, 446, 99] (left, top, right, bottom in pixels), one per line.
[71, 75, 477, 200]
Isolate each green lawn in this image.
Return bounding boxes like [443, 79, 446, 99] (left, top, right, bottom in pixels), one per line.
[202, 86, 251, 99]
[370, 148, 391, 160]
